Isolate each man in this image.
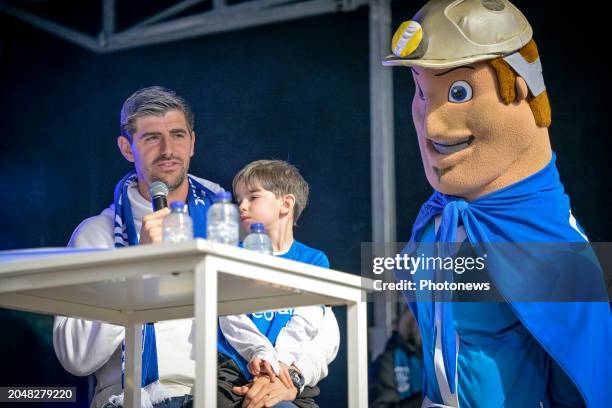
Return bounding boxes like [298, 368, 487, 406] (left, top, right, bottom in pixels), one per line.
[52, 86, 339, 408]
[371, 307, 423, 408]
[384, 0, 611, 407]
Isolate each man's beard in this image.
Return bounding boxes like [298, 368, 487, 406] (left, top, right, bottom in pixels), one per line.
[149, 162, 188, 192]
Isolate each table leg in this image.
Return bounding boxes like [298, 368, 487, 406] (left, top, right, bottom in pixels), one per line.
[347, 301, 368, 408]
[194, 257, 218, 408]
[124, 321, 143, 408]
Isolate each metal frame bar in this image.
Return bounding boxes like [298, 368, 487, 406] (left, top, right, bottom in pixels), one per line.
[369, 0, 395, 255]
[102, 0, 116, 35]
[0, 0, 100, 52]
[0, 0, 370, 53]
[368, 0, 397, 359]
[105, 0, 364, 52]
[99, 0, 116, 46]
[132, 0, 206, 29]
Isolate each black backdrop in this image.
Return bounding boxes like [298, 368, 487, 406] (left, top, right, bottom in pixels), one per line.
[1, 1, 610, 406]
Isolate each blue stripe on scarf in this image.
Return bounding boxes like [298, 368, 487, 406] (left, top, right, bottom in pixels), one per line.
[113, 171, 216, 388]
[405, 154, 611, 406]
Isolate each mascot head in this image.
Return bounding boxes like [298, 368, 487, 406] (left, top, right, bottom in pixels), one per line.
[385, 0, 552, 200]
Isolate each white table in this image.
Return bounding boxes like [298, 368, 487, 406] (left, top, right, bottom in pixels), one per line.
[0, 240, 371, 407]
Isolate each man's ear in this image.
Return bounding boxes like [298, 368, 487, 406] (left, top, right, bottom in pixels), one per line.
[515, 76, 529, 102]
[117, 135, 135, 163]
[280, 194, 295, 217]
[190, 131, 196, 158]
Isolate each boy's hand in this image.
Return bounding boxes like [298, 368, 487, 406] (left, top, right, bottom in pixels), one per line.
[139, 207, 171, 244]
[248, 357, 277, 383]
[277, 362, 294, 390]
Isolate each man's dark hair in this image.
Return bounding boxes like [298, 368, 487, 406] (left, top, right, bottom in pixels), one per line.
[119, 86, 194, 140]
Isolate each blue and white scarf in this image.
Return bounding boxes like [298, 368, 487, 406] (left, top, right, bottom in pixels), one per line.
[109, 171, 215, 407]
[405, 154, 611, 406]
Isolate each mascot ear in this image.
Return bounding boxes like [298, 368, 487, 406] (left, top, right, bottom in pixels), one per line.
[515, 76, 529, 102]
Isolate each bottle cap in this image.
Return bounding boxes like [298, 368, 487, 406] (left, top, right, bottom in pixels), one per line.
[215, 191, 232, 202]
[250, 223, 265, 233]
[170, 201, 186, 211]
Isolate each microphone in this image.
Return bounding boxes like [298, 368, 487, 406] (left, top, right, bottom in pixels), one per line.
[149, 181, 169, 211]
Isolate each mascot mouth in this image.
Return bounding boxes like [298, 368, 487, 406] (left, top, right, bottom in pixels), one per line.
[431, 136, 474, 155]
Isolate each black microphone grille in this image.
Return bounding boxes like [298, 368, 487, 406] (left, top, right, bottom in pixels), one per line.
[149, 181, 169, 198]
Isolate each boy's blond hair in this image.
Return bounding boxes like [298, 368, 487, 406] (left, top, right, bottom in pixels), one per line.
[232, 160, 310, 226]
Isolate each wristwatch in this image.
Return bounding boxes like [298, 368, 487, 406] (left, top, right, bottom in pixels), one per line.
[288, 367, 305, 392]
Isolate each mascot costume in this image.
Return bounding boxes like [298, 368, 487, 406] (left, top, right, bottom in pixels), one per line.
[383, 0, 611, 406]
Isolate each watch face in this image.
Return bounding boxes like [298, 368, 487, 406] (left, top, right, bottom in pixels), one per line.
[289, 369, 304, 388]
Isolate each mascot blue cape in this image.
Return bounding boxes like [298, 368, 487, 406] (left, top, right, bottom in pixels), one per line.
[404, 154, 611, 406]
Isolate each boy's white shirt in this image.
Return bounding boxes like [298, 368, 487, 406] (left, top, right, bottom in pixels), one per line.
[218, 306, 324, 375]
[274, 306, 324, 366]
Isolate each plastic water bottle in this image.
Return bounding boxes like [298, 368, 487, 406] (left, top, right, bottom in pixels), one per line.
[206, 191, 239, 246]
[162, 201, 193, 243]
[243, 223, 273, 255]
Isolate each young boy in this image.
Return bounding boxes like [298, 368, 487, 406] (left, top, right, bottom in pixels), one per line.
[217, 160, 330, 408]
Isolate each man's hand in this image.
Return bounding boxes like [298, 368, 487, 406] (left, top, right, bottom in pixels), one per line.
[139, 207, 170, 244]
[248, 357, 279, 384]
[233, 376, 297, 408]
[277, 362, 293, 390]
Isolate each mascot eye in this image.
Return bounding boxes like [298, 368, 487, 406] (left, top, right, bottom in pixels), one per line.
[448, 81, 473, 103]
